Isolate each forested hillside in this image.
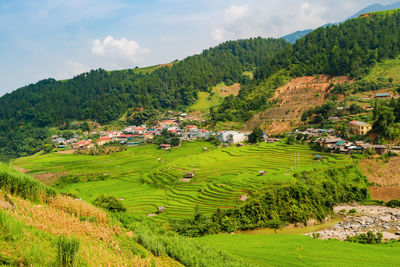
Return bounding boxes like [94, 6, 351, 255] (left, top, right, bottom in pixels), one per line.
[0, 38, 288, 160]
[214, 9, 400, 122]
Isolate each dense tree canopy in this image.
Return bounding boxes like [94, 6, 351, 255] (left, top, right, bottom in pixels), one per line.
[0, 38, 288, 160]
[214, 11, 400, 122]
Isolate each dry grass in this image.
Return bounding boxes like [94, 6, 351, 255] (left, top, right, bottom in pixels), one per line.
[2, 195, 155, 266]
[359, 157, 400, 201]
[11, 197, 120, 246]
[48, 194, 108, 224]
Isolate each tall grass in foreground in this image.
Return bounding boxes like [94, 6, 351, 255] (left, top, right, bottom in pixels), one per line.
[129, 222, 251, 267]
[0, 163, 56, 201]
[0, 210, 24, 241]
[56, 235, 80, 267]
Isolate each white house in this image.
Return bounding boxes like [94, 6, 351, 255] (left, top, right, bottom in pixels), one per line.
[216, 131, 247, 144]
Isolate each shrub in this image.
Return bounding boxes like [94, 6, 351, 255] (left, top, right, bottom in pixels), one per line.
[385, 199, 400, 208]
[93, 194, 126, 212]
[345, 231, 383, 244]
[347, 208, 357, 215]
[56, 235, 80, 267]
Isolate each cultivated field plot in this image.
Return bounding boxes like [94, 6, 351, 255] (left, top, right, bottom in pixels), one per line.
[13, 142, 348, 221]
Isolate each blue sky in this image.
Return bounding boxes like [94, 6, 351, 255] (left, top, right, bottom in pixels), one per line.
[0, 0, 397, 95]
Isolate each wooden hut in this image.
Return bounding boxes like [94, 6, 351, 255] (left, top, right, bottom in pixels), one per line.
[185, 172, 195, 178]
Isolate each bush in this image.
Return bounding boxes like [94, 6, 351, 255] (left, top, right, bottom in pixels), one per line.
[385, 199, 400, 208]
[93, 194, 126, 212]
[345, 231, 383, 244]
[56, 235, 80, 267]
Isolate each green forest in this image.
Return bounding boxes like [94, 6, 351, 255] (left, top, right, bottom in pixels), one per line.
[0, 38, 288, 160]
[213, 10, 400, 122]
[3, 11, 400, 159]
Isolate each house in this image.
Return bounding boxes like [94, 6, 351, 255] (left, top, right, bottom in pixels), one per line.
[184, 172, 195, 178]
[216, 131, 246, 144]
[323, 138, 344, 149]
[52, 137, 66, 144]
[328, 116, 340, 122]
[391, 146, 400, 154]
[157, 206, 166, 213]
[259, 170, 266, 176]
[96, 136, 112, 146]
[72, 140, 94, 149]
[373, 145, 388, 155]
[158, 120, 175, 129]
[160, 144, 171, 150]
[349, 121, 372, 136]
[375, 93, 391, 98]
[186, 125, 197, 130]
[143, 133, 154, 140]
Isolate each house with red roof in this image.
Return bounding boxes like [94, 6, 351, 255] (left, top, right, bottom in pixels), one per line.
[72, 140, 94, 149]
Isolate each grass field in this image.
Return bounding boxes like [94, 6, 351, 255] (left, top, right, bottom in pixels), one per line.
[199, 233, 400, 266]
[187, 83, 241, 116]
[13, 142, 348, 222]
[363, 56, 400, 86]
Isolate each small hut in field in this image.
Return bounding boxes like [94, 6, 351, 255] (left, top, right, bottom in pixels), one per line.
[185, 172, 195, 178]
[259, 170, 266, 176]
[157, 206, 166, 213]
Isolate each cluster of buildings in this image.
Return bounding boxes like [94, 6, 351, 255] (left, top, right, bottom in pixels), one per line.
[293, 121, 399, 155]
[52, 118, 254, 150]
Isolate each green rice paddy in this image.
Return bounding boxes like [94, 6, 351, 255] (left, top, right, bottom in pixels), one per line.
[13, 142, 348, 221]
[199, 233, 400, 266]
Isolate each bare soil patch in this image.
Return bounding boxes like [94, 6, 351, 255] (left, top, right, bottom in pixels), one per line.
[32, 172, 66, 185]
[13, 166, 28, 173]
[244, 75, 350, 134]
[218, 83, 241, 97]
[359, 157, 400, 201]
[56, 149, 74, 154]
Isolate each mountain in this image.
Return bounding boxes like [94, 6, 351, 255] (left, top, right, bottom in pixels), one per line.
[214, 9, 400, 122]
[348, 2, 400, 19]
[282, 2, 400, 43]
[0, 37, 289, 160]
[281, 29, 312, 44]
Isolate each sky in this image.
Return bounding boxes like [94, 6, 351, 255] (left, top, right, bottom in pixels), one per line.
[0, 0, 398, 95]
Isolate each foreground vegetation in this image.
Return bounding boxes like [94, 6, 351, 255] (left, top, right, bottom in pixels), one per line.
[199, 233, 400, 266]
[0, 162, 258, 266]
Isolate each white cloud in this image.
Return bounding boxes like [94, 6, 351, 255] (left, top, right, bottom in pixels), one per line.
[211, 28, 234, 42]
[91, 36, 150, 63]
[65, 61, 91, 76]
[224, 4, 250, 24]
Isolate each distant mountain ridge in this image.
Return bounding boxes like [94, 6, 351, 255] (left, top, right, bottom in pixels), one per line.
[282, 2, 400, 43]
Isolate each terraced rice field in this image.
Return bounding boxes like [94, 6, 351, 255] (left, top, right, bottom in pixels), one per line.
[13, 142, 349, 221]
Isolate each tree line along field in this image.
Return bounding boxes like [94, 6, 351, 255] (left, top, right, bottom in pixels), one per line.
[12, 142, 349, 221]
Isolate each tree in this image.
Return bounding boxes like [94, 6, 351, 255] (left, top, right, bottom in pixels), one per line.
[248, 126, 264, 143]
[171, 137, 180, 147]
[266, 219, 286, 234]
[373, 106, 395, 137]
[93, 194, 126, 212]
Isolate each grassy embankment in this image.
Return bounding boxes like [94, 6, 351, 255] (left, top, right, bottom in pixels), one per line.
[0, 162, 252, 266]
[0, 163, 178, 266]
[13, 142, 348, 221]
